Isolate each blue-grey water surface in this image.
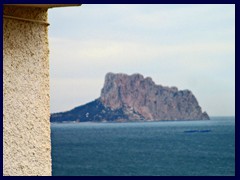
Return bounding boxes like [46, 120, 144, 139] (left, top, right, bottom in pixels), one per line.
[51, 117, 235, 176]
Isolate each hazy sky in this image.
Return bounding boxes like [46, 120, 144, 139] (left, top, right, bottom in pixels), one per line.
[48, 4, 235, 116]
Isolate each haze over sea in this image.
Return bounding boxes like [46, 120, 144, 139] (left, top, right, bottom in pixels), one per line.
[51, 117, 235, 176]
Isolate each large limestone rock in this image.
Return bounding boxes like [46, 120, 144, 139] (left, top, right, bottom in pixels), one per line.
[50, 73, 209, 122]
[100, 73, 209, 121]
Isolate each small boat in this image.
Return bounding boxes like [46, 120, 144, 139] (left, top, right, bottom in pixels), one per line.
[184, 130, 211, 133]
[199, 130, 211, 133]
[184, 130, 198, 133]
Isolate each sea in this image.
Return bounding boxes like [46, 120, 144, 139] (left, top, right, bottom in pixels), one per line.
[51, 117, 235, 176]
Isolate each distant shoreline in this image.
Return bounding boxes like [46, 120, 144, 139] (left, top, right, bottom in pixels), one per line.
[50, 116, 235, 124]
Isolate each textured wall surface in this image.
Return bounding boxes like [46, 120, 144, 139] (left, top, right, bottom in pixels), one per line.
[3, 6, 51, 176]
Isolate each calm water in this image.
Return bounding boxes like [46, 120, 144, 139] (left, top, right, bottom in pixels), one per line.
[51, 117, 235, 176]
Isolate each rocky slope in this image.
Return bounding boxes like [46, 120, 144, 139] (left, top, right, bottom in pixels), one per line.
[50, 73, 209, 122]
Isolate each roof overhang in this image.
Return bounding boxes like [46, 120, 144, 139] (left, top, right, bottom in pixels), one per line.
[4, 4, 81, 8]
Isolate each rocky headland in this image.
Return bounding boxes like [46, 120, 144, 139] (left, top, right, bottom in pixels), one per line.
[50, 73, 209, 122]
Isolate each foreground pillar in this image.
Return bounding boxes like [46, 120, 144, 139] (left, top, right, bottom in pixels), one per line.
[3, 4, 80, 176]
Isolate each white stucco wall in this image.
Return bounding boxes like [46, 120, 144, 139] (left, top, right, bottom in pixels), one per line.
[3, 6, 51, 176]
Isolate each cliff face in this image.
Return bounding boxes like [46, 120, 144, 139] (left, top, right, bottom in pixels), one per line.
[100, 73, 209, 121]
[51, 73, 209, 122]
